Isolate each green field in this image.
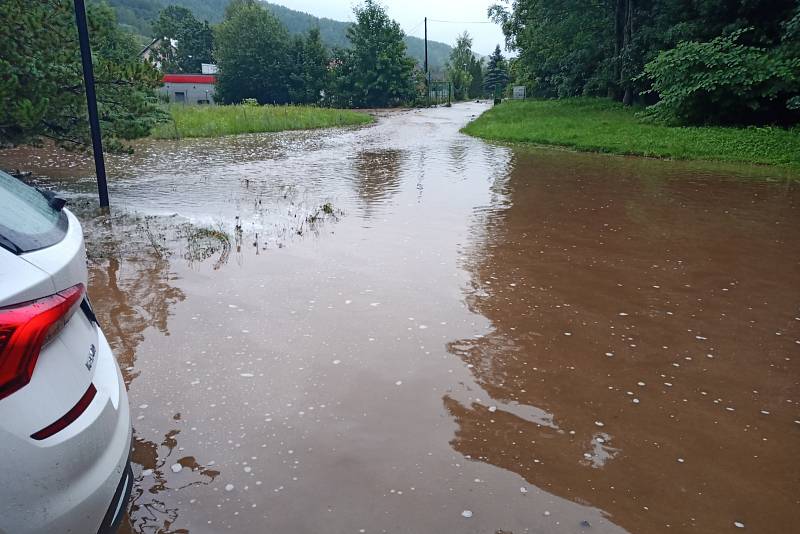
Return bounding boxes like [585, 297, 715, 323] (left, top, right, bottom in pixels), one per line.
[152, 104, 374, 139]
[463, 98, 800, 169]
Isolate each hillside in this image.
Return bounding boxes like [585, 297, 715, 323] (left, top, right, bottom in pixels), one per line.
[108, 0, 452, 70]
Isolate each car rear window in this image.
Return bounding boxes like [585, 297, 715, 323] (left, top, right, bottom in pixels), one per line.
[0, 170, 67, 254]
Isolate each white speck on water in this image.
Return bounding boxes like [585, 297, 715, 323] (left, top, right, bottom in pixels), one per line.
[244, 466, 252, 473]
[139, 404, 148, 409]
[170, 463, 182, 473]
[520, 486, 528, 494]
[594, 421, 605, 427]
[332, 359, 341, 365]
[228, 304, 238, 309]
[734, 521, 745, 528]
[461, 510, 473, 518]
[240, 373, 254, 378]
[633, 398, 640, 404]
[419, 325, 428, 329]
[370, 302, 380, 307]
[142, 469, 153, 477]
[345, 300, 352, 305]
[677, 458, 685, 463]
[488, 406, 497, 413]
[395, 380, 403, 386]
[225, 484, 235, 492]
[564, 332, 572, 336]
[544, 511, 551, 517]
[760, 410, 770, 415]
[618, 313, 628, 316]
[605, 352, 614, 357]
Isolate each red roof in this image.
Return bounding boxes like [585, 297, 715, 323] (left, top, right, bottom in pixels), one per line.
[163, 74, 216, 84]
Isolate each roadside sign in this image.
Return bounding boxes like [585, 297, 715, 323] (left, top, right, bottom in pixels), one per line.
[513, 86, 526, 99]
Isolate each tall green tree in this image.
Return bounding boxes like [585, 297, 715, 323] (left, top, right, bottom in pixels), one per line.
[468, 56, 485, 98]
[341, 0, 416, 107]
[446, 32, 475, 100]
[151, 5, 214, 73]
[483, 45, 510, 96]
[0, 0, 162, 149]
[214, 0, 291, 104]
[287, 28, 330, 104]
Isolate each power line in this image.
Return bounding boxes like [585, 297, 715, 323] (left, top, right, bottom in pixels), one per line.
[406, 19, 426, 34]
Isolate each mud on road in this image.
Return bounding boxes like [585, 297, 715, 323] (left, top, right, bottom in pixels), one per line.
[6, 103, 799, 533]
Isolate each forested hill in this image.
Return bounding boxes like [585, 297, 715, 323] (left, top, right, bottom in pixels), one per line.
[108, 0, 453, 69]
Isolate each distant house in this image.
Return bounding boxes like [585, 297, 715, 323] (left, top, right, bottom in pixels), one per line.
[139, 37, 177, 71]
[160, 74, 217, 105]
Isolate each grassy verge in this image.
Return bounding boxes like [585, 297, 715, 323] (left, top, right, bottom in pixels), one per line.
[151, 104, 373, 139]
[463, 98, 800, 169]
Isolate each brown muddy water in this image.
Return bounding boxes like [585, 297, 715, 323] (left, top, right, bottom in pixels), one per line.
[3, 103, 799, 533]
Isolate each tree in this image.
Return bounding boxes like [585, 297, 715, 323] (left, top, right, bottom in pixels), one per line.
[488, 0, 799, 120]
[151, 5, 214, 73]
[643, 28, 800, 125]
[468, 56, 485, 99]
[446, 32, 475, 100]
[287, 28, 330, 104]
[483, 45, 509, 96]
[0, 0, 162, 149]
[341, 0, 416, 107]
[214, 0, 291, 104]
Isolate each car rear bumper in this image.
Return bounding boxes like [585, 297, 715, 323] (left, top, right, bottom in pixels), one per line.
[97, 458, 133, 534]
[0, 328, 132, 534]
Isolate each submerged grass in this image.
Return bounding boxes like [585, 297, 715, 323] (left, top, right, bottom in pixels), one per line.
[151, 104, 374, 139]
[463, 98, 800, 170]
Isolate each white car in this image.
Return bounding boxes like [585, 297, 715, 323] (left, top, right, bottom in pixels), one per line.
[0, 170, 132, 534]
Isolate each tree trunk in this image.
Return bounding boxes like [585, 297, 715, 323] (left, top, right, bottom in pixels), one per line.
[618, 0, 636, 106]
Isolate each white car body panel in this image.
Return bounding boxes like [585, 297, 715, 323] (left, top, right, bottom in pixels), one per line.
[0, 200, 132, 534]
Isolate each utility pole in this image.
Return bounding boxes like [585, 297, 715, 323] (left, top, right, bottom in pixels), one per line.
[73, 0, 110, 208]
[424, 17, 429, 106]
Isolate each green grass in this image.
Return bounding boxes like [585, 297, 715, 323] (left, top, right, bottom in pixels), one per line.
[463, 98, 800, 170]
[151, 104, 373, 139]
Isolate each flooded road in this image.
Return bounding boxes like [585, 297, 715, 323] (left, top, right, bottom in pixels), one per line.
[5, 103, 799, 533]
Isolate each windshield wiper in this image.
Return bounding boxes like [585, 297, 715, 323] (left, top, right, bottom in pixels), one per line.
[36, 188, 67, 212]
[0, 233, 22, 254]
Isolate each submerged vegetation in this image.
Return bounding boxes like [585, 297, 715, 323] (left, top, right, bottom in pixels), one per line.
[463, 99, 800, 169]
[151, 105, 373, 139]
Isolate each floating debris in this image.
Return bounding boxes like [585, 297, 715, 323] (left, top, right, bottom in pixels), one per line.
[170, 463, 182, 473]
[461, 510, 473, 518]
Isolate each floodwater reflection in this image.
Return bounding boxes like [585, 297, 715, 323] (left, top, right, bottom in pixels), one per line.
[448, 148, 800, 533]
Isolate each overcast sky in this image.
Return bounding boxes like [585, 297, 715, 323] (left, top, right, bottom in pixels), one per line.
[271, 1, 507, 56]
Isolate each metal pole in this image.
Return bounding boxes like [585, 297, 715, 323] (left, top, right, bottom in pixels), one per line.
[73, 0, 109, 208]
[424, 17, 429, 106]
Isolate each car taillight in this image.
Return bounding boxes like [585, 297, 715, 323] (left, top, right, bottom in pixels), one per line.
[0, 284, 85, 401]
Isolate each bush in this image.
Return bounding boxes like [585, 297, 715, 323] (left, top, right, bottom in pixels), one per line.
[642, 30, 800, 125]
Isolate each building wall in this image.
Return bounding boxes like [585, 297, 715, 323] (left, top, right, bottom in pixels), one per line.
[160, 82, 216, 105]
